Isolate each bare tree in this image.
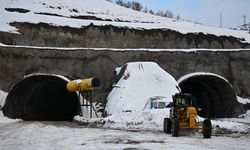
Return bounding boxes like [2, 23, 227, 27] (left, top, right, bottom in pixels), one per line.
[176, 15, 181, 20]
[155, 10, 174, 18]
[143, 7, 149, 13]
[125, 1, 132, 8]
[116, 0, 125, 7]
[114, 0, 178, 21]
[164, 10, 173, 18]
[131, 1, 143, 11]
[149, 9, 154, 14]
[156, 10, 164, 17]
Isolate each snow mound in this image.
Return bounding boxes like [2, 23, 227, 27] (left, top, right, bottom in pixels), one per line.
[212, 120, 249, 134]
[0, 0, 250, 43]
[237, 96, 250, 104]
[105, 62, 179, 115]
[210, 110, 250, 134]
[0, 90, 8, 109]
[74, 109, 169, 131]
[241, 110, 250, 119]
[103, 109, 169, 130]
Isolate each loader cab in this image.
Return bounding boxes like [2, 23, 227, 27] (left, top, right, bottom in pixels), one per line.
[172, 93, 196, 108]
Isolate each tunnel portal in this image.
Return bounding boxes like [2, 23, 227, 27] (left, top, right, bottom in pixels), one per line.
[178, 73, 245, 118]
[2, 74, 79, 121]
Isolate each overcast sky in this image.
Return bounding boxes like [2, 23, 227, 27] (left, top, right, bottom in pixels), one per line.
[134, 0, 250, 28]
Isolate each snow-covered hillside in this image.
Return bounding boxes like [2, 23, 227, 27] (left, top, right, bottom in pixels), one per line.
[234, 23, 250, 31]
[1, 0, 250, 43]
[105, 62, 179, 115]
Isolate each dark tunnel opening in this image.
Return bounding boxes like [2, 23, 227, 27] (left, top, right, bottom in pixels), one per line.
[91, 78, 101, 88]
[2, 74, 79, 121]
[178, 73, 245, 118]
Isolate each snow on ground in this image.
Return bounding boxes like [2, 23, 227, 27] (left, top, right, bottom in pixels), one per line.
[75, 109, 250, 135]
[105, 62, 180, 115]
[1, 111, 250, 150]
[0, 0, 250, 43]
[238, 96, 250, 104]
[216, 110, 250, 126]
[76, 109, 170, 131]
[0, 90, 7, 109]
[212, 120, 249, 133]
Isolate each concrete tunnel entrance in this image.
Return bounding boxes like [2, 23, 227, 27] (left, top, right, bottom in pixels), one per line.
[2, 74, 79, 121]
[178, 73, 245, 118]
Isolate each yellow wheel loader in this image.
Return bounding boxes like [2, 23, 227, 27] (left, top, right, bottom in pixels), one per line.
[163, 93, 212, 138]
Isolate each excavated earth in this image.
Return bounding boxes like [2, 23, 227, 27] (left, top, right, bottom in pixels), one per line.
[0, 23, 249, 49]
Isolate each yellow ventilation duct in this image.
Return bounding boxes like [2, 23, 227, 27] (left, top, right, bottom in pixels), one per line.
[67, 78, 100, 92]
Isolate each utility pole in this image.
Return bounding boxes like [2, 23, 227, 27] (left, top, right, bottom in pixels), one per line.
[219, 12, 223, 28]
[243, 15, 247, 30]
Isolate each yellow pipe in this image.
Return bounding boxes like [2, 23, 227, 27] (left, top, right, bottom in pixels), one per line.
[66, 78, 100, 92]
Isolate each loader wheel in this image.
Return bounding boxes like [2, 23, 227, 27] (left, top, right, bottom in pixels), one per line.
[163, 118, 172, 134]
[203, 119, 212, 138]
[172, 118, 179, 137]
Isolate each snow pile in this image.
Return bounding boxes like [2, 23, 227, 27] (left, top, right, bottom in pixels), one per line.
[240, 110, 250, 122]
[212, 120, 249, 133]
[237, 96, 250, 104]
[218, 110, 250, 125]
[103, 109, 169, 130]
[75, 110, 250, 134]
[75, 109, 169, 130]
[0, 0, 250, 43]
[0, 111, 19, 124]
[0, 90, 7, 109]
[210, 111, 250, 134]
[105, 62, 179, 115]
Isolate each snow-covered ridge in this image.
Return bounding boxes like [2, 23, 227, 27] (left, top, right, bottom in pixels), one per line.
[1, 0, 250, 43]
